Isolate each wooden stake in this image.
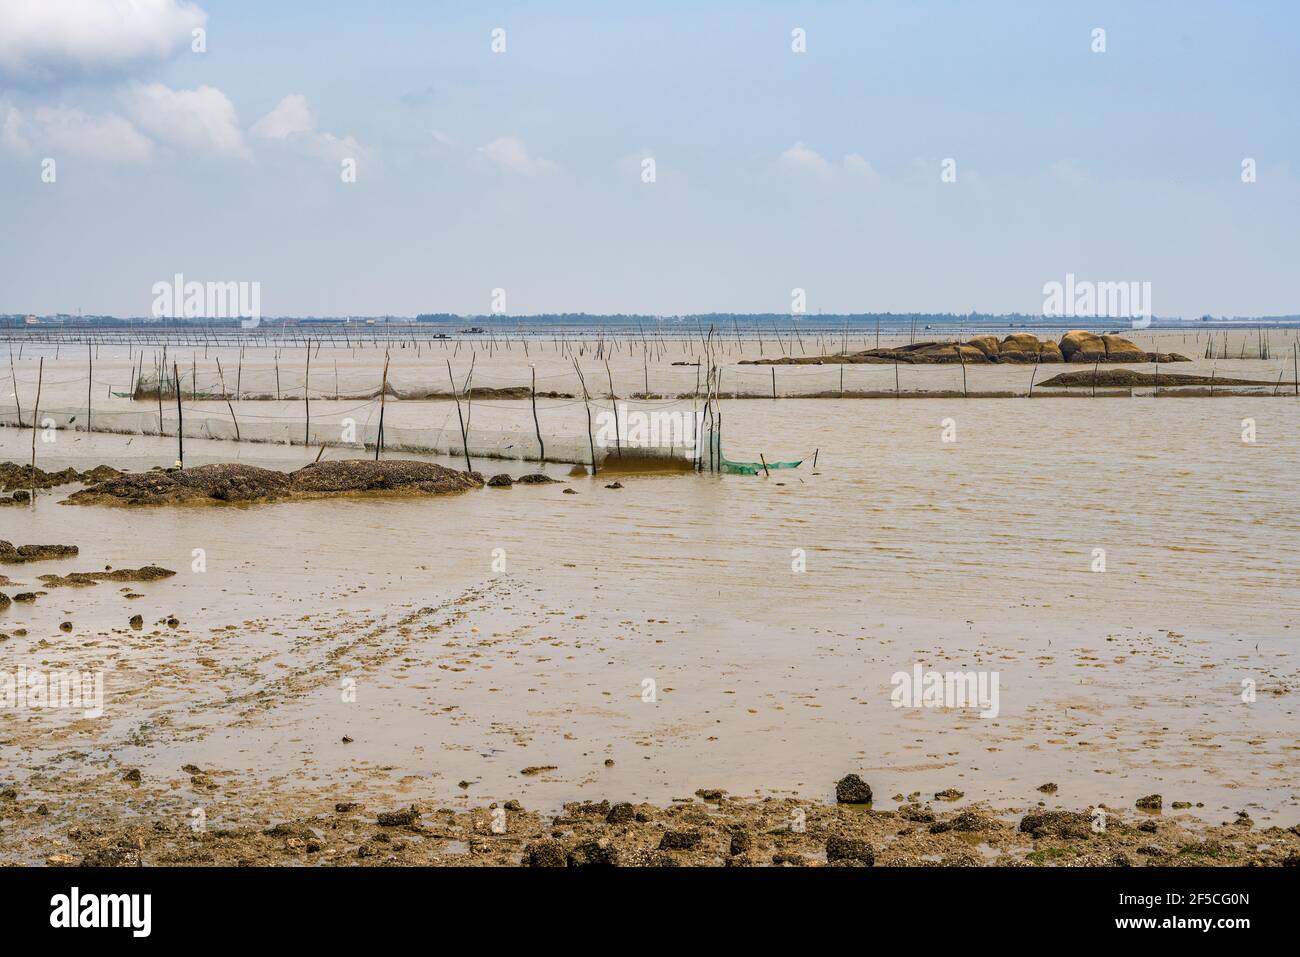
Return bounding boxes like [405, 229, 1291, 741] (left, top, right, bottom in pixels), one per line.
[216, 358, 240, 441]
[376, 352, 390, 460]
[605, 360, 620, 459]
[9, 346, 22, 428]
[531, 365, 545, 462]
[174, 361, 184, 467]
[445, 358, 472, 472]
[573, 359, 598, 474]
[29, 357, 43, 504]
[304, 341, 311, 446]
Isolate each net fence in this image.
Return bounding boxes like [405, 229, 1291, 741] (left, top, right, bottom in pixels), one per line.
[0, 395, 706, 468]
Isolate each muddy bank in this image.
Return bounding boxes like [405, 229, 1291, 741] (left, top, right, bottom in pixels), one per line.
[1040, 369, 1292, 388]
[63, 460, 485, 507]
[6, 783, 1296, 868]
[131, 385, 574, 401]
[742, 332, 1190, 366]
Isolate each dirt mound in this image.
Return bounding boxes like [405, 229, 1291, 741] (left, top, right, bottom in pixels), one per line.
[63, 465, 292, 505]
[0, 541, 79, 564]
[0, 463, 121, 492]
[64, 460, 482, 507]
[38, 566, 176, 587]
[290, 460, 481, 495]
[1040, 370, 1278, 388]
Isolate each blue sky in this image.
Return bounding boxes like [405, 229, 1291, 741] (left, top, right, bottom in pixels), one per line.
[1, 0, 1296, 317]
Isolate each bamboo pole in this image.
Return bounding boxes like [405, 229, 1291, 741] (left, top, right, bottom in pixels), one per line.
[605, 360, 620, 459]
[156, 353, 165, 434]
[304, 341, 311, 446]
[376, 352, 391, 461]
[573, 358, 597, 475]
[29, 357, 43, 504]
[531, 365, 545, 462]
[445, 358, 471, 472]
[10, 346, 23, 427]
[174, 361, 183, 467]
[216, 358, 240, 441]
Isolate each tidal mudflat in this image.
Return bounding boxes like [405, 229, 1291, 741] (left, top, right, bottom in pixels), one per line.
[2, 342, 1298, 866]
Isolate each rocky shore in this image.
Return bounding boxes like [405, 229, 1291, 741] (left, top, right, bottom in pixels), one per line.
[5, 776, 1296, 868]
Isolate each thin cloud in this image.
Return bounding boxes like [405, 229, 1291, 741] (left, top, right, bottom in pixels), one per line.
[1, 101, 153, 164]
[477, 136, 557, 176]
[251, 93, 373, 167]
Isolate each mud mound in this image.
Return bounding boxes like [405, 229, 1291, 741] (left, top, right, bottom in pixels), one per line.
[0, 541, 79, 564]
[64, 465, 292, 505]
[398, 386, 574, 400]
[0, 463, 121, 492]
[1040, 370, 1279, 388]
[290, 460, 481, 495]
[64, 460, 481, 506]
[38, 566, 176, 587]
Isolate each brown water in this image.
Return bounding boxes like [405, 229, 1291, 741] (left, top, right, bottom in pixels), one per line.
[2, 343, 1299, 831]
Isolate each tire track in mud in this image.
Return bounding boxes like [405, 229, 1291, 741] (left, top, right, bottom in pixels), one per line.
[205, 580, 503, 717]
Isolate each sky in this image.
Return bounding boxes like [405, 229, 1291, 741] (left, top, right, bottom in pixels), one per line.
[0, 0, 1296, 319]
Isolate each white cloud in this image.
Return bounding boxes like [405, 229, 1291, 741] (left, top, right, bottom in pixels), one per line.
[125, 82, 248, 158]
[478, 136, 557, 176]
[842, 153, 882, 183]
[0, 0, 206, 82]
[251, 94, 315, 140]
[251, 93, 371, 167]
[780, 141, 831, 177]
[1, 102, 153, 164]
[780, 143, 881, 183]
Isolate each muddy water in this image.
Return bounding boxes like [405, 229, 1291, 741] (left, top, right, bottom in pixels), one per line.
[2, 352, 1299, 835]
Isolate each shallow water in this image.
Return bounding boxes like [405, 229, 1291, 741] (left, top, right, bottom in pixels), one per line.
[2, 344, 1298, 830]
